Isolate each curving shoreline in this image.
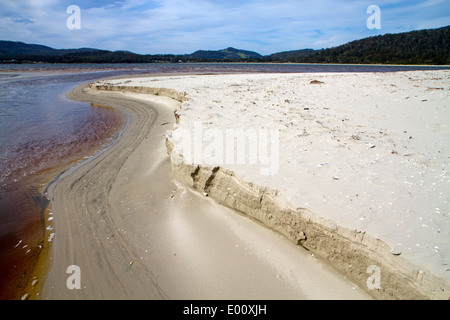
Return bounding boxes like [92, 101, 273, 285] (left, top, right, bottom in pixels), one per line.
[38, 81, 372, 300]
[88, 71, 450, 299]
[39, 83, 170, 299]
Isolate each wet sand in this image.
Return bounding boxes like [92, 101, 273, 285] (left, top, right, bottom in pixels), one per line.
[38, 83, 370, 300]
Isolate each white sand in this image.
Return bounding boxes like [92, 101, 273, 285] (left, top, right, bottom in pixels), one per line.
[92, 70, 450, 298]
[39, 83, 371, 300]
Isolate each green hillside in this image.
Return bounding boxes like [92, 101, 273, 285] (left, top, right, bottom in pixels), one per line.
[1, 26, 448, 65]
[187, 47, 262, 60]
[290, 26, 450, 65]
[0, 41, 99, 59]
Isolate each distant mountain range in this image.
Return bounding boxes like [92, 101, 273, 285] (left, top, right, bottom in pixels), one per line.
[0, 41, 99, 58]
[1, 25, 449, 65]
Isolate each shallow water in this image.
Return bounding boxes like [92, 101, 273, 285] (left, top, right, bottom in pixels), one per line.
[0, 62, 448, 299]
[0, 70, 132, 298]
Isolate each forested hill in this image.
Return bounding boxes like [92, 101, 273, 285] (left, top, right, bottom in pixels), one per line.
[266, 49, 316, 62]
[0, 43, 262, 63]
[187, 47, 262, 60]
[286, 26, 450, 65]
[0, 41, 98, 58]
[1, 26, 449, 65]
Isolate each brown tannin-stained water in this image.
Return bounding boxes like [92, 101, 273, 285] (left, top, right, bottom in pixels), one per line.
[0, 70, 129, 299]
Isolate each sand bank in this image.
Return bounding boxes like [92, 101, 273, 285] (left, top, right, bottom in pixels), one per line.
[38, 82, 370, 299]
[90, 71, 450, 299]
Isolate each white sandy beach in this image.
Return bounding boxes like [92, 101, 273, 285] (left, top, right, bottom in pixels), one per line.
[89, 70, 450, 299]
[38, 82, 371, 300]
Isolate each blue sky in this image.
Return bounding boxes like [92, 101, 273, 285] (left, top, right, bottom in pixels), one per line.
[0, 0, 449, 55]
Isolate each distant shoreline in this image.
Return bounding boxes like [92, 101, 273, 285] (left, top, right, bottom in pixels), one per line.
[2, 61, 450, 67]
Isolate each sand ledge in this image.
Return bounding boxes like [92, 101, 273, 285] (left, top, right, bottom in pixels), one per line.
[41, 82, 373, 300]
[89, 74, 450, 299]
[165, 142, 449, 300]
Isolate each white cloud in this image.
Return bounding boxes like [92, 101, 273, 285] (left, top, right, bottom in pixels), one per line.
[0, 0, 448, 55]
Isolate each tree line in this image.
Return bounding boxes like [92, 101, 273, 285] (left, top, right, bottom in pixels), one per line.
[2, 26, 449, 65]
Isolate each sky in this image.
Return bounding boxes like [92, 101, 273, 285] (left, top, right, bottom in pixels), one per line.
[0, 0, 449, 55]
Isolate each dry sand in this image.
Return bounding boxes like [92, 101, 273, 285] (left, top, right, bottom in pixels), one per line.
[37, 82, 371, 300]
[88, 70, 450, 299]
